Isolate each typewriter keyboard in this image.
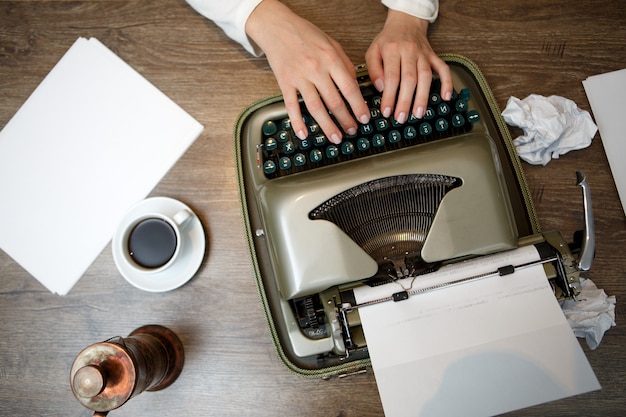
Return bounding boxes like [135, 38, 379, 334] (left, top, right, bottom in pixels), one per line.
[258, 79, 480, 179]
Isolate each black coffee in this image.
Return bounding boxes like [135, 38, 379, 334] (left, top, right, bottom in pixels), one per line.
[128, 218, 177, 269]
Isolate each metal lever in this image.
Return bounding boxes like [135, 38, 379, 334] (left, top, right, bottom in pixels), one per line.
[576, 171, 595, 271]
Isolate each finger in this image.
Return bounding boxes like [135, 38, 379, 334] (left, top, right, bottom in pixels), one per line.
[333, 76, 369, 128]
[412, 59, 433, 119]
[318, 84, 358, 139]
[283, 89, 308, 140]
[379, 54, 401, 120]
[331, 52, 370, 127]
[300, 85, 344, 144]
[336, 45, 358, 81]
[365, 44, 386, 93]
[394, 57, 418, 124]
[431, 57, 453, 101]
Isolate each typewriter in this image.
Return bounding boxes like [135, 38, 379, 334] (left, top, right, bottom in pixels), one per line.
[234, 55, 595, 377]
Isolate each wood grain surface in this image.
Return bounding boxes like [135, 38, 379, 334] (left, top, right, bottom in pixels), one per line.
[1, 1, 625, 416]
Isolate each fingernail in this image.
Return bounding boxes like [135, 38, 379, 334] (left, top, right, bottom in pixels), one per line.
[296, 129, 308, 140]
[382, 107, 392, 118]
[375, 79, 384, 92]
[331, 133, 342, 144]
[444, 91, 452, 101]
[397, 112, 407, 124]
[347, 127, 357, 136]
[359, 114, 370, 124]
[415, 107, 425, 119]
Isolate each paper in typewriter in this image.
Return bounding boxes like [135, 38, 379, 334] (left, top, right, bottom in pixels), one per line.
[357, 246, 600, 417]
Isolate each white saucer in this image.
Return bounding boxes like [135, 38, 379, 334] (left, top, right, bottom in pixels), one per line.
[112, 197, 206, 292]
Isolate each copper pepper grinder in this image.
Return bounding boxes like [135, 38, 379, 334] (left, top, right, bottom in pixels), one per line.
[70, 324, 184, 416]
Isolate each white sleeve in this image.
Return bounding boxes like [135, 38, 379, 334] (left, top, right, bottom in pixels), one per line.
[186, 0, 264, 56]
[381, 0, 439, 23]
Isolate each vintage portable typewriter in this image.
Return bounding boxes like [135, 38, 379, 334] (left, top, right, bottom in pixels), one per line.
[234, 55, 594, 378]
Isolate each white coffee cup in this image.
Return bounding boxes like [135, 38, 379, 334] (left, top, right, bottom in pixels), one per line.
[120, 209, 192, 274]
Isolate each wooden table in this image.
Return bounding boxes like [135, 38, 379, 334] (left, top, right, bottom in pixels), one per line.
[1, 1, 624, 415]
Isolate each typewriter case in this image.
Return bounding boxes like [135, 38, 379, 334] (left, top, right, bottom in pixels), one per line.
[234, 55, 543, 378]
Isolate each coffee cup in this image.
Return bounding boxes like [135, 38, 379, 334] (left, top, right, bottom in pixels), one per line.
[120, 209, 192, 274]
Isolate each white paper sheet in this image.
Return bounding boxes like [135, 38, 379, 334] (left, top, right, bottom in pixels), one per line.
[358, 247, 600, 417]
[0, 37, 204, 295]
[583, 68, 626, 215]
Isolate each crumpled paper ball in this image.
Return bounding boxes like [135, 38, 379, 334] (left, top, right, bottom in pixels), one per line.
[502, 94, 598, 165]
[560, 278, 616, 349]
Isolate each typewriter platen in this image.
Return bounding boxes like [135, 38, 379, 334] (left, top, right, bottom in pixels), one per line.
[234, 56, 594, 377]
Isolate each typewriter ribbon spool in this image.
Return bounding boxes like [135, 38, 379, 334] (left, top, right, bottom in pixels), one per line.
[70, 324, 184, 416]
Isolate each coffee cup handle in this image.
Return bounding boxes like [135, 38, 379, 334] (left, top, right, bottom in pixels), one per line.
[173, 209, 192, 227]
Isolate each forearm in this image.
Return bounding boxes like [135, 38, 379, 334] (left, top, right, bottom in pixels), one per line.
[185, 0, 264, 55]
[381, 0, 439, 23]
[245, 0, 299, 53]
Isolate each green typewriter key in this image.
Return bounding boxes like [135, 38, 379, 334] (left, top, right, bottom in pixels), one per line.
[391, 117, 403, 127]
[468, 110, 480, 123]
[281, 118, 292, 130]
[435, 118, 449, 132]
[404, 126, 417, 139]
[264, 137, 278, 151]
[455, 100, 468, 112]
[308, 123, 320, 135]
[341, 141, 355, 155]
[310, 148, 323, 163]
[294, 153, 306, 166]
[299, 138, 312, 150]
[357, 137, 371, 151]
[360, 123, 374, 135]
[437, 103, 451, 116]
[372, 134, 385, 147]
[429, 93, 441, 105]
[375, 118, 389, 131]
[451, 114, 465, 127]
[344, 129, 358, 139]
[277, 130, 290, 142]
[389, 130, 401, 143]
[283, 140, 295, 154]
[460, 88, 471, 101]
[262, 120, 278, 136]
[313, 134, 326, 147]
[326, 145, 339, 159]
[279, 156, 292, 170]
[263, 160, 277, 174]
[424, 107, 435, 120]
[409, 112, 419, 123]
[419, 122, 433, 136]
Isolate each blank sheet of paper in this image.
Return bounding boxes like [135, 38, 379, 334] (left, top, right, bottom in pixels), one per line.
[357, 247, 600, 417]
[583, 68, 626, 215]
[0, 37, 204, 295]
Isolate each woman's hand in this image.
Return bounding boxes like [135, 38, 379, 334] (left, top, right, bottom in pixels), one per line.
[246, 0, 370, 144]
[365, 10, 452, 123]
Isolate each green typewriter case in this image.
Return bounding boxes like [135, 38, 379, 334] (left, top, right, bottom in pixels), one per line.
[234, 55, 585, 378]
